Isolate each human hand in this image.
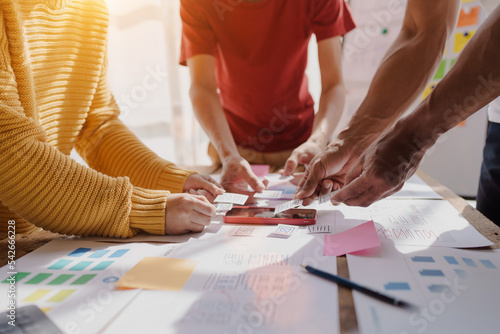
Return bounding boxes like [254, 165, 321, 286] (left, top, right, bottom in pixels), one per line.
[294, 139, 362, 205]
[183, 174, 225, 202]
[331, 124, 428, 207]
[282, 141, 324, 176]
[220, 156, 266, 195]
[165, 193, 216, 235]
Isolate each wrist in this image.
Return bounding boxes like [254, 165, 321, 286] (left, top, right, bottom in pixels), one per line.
[221, 153, 244, 165]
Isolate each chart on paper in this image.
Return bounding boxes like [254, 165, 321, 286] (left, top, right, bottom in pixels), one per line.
[347, 242, 500, 334]
[0, 239, 178, 333]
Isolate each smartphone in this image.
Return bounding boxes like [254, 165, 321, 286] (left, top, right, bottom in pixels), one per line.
[223, 206, 317, 225]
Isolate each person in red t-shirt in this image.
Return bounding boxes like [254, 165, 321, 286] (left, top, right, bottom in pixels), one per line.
[180, 0, 355, 194]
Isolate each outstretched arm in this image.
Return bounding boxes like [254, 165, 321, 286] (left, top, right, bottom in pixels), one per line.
[187, 55, 265, 194]
[283, 36, 346, 175]
[332, 5, 500, 206]
[296, 0, 461, 203]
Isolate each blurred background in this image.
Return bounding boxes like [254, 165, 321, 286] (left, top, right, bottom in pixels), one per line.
[98, 0, 487, 199]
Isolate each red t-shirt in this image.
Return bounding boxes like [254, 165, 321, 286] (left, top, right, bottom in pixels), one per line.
[180, 0, 355, 152]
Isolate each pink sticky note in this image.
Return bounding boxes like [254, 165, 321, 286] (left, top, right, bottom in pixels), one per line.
[251, 164, 270, 178]
[323, 221, 380, 256]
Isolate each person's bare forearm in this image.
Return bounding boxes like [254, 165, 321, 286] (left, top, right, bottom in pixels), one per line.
[308, 84, 346, 146]
[339, 0, 460, 149]
[189, 85, 239, 162]
[400, 6, 500, 149]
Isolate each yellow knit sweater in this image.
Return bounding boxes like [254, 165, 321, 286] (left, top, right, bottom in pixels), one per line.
[0, 0, 194, 238]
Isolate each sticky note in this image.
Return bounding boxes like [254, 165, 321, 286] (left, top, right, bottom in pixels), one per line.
[457, 6, 479, 27]
[250, 165, 270, 178]
[323, 220, 380, 256]
[115, 257, 198, 291]
[215, 193, 249, 205]
[453, 30, 476, 53]
[421, 83, 436, 100]
[433, 60, 446, 80]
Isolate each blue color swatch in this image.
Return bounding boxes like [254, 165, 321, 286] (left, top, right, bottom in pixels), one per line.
[89, 250, 110, 259]
[428, 284, 450, 293]
[68, 248, 92, 257]
[384, 282, 411, 291]
[444, 256, 459, 265]
[419, 269, 445, 277]
[454, 269, 467, 279]
[480, 260, 496, 269]
[462, 258, 477, 267]
[411, 256, 435, 263]
[109, 249, 129, 258]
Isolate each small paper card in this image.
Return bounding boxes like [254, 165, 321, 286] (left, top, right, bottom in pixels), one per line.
[268, 224, 297, 239]
[214, 193, 249, 205]
[253, 190, 283, 199]
[264, 174, 295, 183]
[215, 203, 233, 215]
[231, 226, 255, 237]
[307, 225, 332, 234]
[318, 192, 334, 204]
[274, 199, 303, 214]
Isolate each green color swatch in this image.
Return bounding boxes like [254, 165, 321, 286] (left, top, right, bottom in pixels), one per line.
[71, 274, 97, 285]
[25, 273, 52, 284]
[2, 272, 30, 283]
[433, 60, 446, 80]
[48, 274, 74, 285]
[91, 261, 114, 271]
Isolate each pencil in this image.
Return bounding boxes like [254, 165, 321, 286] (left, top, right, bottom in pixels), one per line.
[301, 264, 417, 310]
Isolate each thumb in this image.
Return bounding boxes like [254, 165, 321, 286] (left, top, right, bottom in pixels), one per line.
[243, 169, 266, 192]
[283, 154, 298, 176]
[198, 176, 225, 197]
[295, 163, 322, 199]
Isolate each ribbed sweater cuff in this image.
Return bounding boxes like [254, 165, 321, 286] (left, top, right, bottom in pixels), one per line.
[155, 165, 196, 193]
[129, 187, 170, 235]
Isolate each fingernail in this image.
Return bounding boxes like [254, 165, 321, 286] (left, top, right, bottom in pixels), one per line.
[333, 184, 340, 191]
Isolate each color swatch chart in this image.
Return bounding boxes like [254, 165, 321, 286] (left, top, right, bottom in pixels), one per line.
[347, 243, 500, 334]
[385, 253, 498, 295]
[0, 239, 177, 334]
[1, 245, 130, 313]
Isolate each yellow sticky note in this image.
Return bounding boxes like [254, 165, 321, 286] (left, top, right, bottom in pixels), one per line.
[421, 83, 436, 100]
[115, 257, 198, 291]
[453, 30, 476, 53]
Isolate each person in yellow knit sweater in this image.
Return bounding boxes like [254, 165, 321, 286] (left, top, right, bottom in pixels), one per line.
[0, 0, 225, 238]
